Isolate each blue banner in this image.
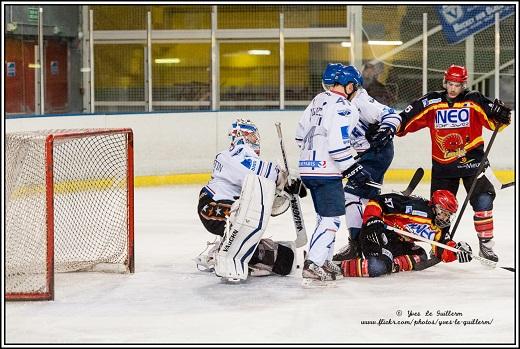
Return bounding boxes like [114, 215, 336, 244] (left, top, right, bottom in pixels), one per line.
[437, 5, 515, 45]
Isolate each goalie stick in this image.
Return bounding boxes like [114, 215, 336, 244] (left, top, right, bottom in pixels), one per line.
[385, 225, 514, 272]
[275, 122, 307, 248]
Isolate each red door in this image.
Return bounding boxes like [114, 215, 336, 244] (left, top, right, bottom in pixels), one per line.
[5, 37, 36, 114]
[45, 39, 68, 113]
[5, 37, 68, 114]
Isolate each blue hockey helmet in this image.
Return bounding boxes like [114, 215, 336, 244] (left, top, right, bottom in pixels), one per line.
[322, 63, 342, 86]
[335, 65, 363, 87]
[229, 118, 261, 155]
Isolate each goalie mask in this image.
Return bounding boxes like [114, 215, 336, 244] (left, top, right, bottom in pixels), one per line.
[431, 190, 458, 228]
[229, 119, 261, 155]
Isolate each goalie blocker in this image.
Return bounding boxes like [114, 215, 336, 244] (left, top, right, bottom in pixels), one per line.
[215, 173, 296, 281]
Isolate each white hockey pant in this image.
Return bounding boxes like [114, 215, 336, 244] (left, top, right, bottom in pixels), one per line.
[307, 215, 340, 266]
[215, 173, 275, 280]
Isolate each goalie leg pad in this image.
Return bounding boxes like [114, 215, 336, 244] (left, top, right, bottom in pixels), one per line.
[215, 173, 276, 281]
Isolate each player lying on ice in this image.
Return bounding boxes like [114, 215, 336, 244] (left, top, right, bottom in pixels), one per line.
[196, 118, 307, 282]
[335, 189, 473, 277]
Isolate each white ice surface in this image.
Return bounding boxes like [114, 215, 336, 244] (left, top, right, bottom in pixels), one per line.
[4, 183, 517, 345]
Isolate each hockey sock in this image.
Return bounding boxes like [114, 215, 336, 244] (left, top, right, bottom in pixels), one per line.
[393, 254, 426, 272]
[341, 258, 369, 277]
[474, 210, 493, 239]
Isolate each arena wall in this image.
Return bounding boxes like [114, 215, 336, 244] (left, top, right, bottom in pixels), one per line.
[6, 111, 514, 185]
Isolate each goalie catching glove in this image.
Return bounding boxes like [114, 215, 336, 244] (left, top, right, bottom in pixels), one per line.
[489, 98, 512, 125]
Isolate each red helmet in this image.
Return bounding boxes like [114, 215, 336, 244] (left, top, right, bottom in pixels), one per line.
[444, 65, 468, 84]
[431, 190, 458, 213]
[431, 190, 458, 228]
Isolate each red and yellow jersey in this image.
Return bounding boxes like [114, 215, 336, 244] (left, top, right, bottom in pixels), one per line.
[397, 90, 505, 178]
[363, 193, 445, 245]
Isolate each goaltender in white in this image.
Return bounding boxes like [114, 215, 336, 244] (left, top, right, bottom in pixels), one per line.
[196, 119, 307, 282]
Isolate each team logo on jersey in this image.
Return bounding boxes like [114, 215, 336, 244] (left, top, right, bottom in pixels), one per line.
[435, 132, 466, 158]
[299, 160, 326, 168]
[405, 206, 427, 217]
[403, 223, 436, 241]
[338, 109, 351, 116]
[435, 108, 470, 129]
[423, 98, 442, 107]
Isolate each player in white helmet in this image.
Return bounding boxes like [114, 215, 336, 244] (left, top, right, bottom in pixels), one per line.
[196, 118, 306, 282]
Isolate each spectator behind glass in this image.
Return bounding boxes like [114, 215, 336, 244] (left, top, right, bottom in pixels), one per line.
[362, 61, 396, 106]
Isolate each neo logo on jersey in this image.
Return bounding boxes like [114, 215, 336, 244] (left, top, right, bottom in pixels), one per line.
[435, 108, 470, 129]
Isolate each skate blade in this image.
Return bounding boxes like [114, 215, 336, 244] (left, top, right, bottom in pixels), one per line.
[302, 278, 337, 288]
[222, 278, 241, 284]
[193, 257, 215, 272]
[479, 259, 498, 268]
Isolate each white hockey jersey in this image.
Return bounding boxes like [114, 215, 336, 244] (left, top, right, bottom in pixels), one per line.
[295, 90, 360, 179]
[204, 141, 280, 201]
[349, 88, 402, 152]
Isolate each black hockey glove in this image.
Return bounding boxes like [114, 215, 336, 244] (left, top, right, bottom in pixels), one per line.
[360, 217, 386, 257]
[366, 125, 395, 151]
[455, 241, 473, 263]
[489, 98, 512, 125]
[284, 178, 307, 198]
[342, 163, 373, 189]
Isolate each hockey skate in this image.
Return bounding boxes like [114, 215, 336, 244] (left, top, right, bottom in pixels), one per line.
[194, 237, 221, 272]
[479, 238, 499, 263]
[302, 260, 337, 288]
[332, 237, 361, 261]
[322, 260, 343, 280]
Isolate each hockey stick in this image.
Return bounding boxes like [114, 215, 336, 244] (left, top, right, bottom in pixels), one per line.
[501, 181, 515, 190]
[417, 127, 503, 271]
[385, 225, 514, 272]
[367, 181, 382, 189]
[397, 167, 424, 196]
[275, 122, 307, 248]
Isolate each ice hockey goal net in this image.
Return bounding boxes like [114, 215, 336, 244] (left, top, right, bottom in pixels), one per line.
[5, 128, 134, 301]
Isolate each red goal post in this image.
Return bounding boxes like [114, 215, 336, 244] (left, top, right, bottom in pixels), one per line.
[5, 128, 134, 301]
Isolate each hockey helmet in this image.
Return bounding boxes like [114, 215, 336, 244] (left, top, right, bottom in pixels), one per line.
[322, 63, 342, 91]
[335, 65, 363, 87]
[229, 118, 261, 155]
[443, 64, 468, 86]
[431, 190, 458, 228]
